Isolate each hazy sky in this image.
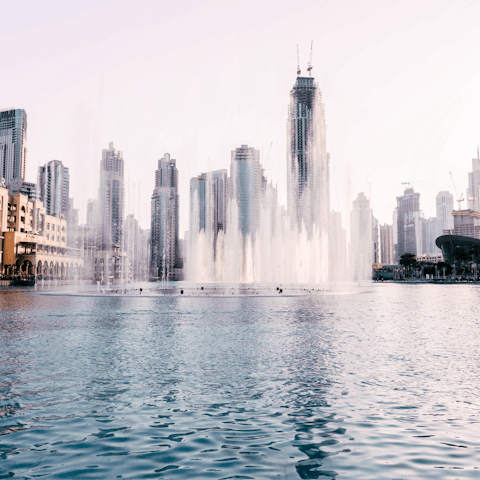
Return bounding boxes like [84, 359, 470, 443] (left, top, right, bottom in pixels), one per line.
[2, 0, 480, 233]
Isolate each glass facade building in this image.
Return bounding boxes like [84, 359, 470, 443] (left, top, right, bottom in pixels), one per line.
[230, 145, 261, 237]
[37, 160, 70, 219]
[0, 108, 27, 184]
[151, 153, 179, 280]
[99, 142, 125, 249]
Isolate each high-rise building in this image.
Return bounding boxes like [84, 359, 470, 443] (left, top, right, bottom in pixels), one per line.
[230, 145, 262, 237]
[380, 224, 393, 264]
[451, 209, 480, 239]
[372, 215, 379, 264]
[37, 160, 70, 219]
[0, 108, 27, 184]
[99, 142, 124, 249]
[7, 178, 37, 201]
[392, 208, 398, 262]
[124, 214, 150, 281]
[287, 76, 329, 230]
[190, 169, 228, 238]
[151, 153, 180, 280]
[396, 187, 421, 260]
[422, 217, 438, 255]
[436, 191, 454, 235]
[350, 192, 373, 280]
[468, 148, 480, 211]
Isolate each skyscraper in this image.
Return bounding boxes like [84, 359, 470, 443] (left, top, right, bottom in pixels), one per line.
[468, 148, 480, 211]
[190, 169, 227, 237]
[37, 160, 70, 219]
[230, 145, 262, 237]
[350, 192, 373, 280]
[0, 108, 27, 183]
[99, 142, 124, 249]
[380, 224, 393, 264]
[151, 153, 179, 280]
[396, 187, 421, 260]
[287, 76, 329, 231]
[436, 191, 454, 235]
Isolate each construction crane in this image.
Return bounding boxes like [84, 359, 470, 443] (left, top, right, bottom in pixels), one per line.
[449, 171, 464, 210]
[307, 41, 313, 76]
[297, 45, 301, 76]
[401, 179, 431, 189]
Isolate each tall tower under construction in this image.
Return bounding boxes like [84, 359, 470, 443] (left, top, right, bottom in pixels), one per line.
[287, 74, 330, 232]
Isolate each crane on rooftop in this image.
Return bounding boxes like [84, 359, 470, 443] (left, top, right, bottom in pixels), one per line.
[449, 171, 464, 210]
[401, 179, 431, 189]
[307, 41, 313, 76]
[297, 45, 301, 76]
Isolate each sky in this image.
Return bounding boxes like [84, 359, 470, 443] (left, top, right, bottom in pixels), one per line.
[2, 0, 480, 234]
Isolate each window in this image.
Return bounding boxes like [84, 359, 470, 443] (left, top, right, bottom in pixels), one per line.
[21, 216, 25, 223]
[47, 223, 50, 230]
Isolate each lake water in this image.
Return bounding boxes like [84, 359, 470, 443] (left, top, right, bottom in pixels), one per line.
[1, 284, 479, 479]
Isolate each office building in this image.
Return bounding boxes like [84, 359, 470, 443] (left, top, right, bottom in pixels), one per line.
[7, 178, 37, 201]
[190, 169, 228, 238]
[350, 192, 373, 280]
[422, 217, 438, 255]
[396, 187, 421, 260]
[99, 142, 124, 249]
[37, 160, 70, 219]
[380, 224, 393, 265]
[230, 145, 262, 237]
[124, 214, 150, 281]
[151, 153, 180, 280]
[468, 149, 480, 211]
[451, 209, 480, 239]
[0, 108, 27, 184]
[436, 191, 454, 234]
[287, 75, 330, 230]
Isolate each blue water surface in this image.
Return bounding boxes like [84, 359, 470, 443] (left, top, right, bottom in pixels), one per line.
[1, 284, 480, 479]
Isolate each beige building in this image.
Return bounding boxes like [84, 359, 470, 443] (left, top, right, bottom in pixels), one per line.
[0, 187, 83, 279]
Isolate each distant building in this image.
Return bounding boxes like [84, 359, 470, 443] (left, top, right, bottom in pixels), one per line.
[287, 76, 330, 230]
[0, 186, 83, 278]
[7, 178, 37, 201]
[350, 192, 373, 280]
[99, 142, 124, 249]
[85, 198, 100, 248]
[372, 215, 379, 264]
[422, 217, 438, 255]
[0, 108, 27, 184]
[190, 169, 228, 238]
[468, 149, 480, 211]
[124, 214, 150, 281]
[396, 187, 421, 260]
[67, 198, 80, 248]
[230, 145, 262, 237]
[151, 153, 180, 280]
[392, 208, 398, 263]
[451, 209, 480, 239]
[416, 253, 443, 264]
[380, 224, 393, 265]
[436, 191, 454, 234]
[37, 160, 70, 219]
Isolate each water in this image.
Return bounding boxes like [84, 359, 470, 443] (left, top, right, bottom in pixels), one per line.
[1, 284, 480, 479]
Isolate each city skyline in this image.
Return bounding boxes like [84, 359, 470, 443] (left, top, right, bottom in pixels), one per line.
[2, 0, 480, 234]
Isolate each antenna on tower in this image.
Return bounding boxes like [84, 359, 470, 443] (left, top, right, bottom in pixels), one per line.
[297, 45, 301, 76]
[307, 41, 313, 76]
